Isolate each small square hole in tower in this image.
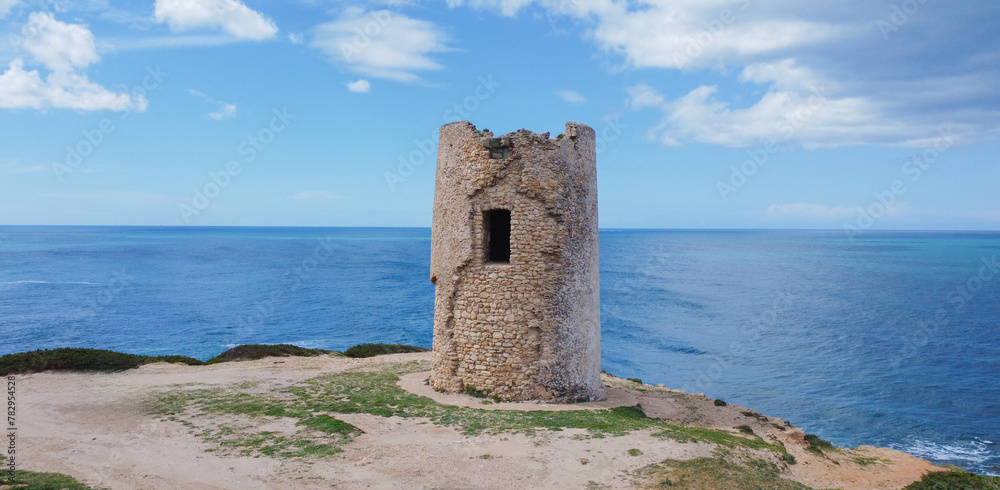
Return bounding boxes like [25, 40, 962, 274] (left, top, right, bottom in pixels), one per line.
[484, 209, 511, 263]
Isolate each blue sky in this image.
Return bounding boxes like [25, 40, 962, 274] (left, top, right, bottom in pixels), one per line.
[0, 0, 998, 230]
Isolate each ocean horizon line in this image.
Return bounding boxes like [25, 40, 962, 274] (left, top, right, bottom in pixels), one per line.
[3, 224, 1000, 234]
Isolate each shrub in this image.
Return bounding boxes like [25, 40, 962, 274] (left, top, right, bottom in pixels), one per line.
[625, 377, 643, 384]
[0, 348, 202, 376]
[149, 355, 204, 366]
[903, 468, 1000, 489]
[804, 434, 835, 455]
[205, 344, 328, 364]
[737, 425, 754, 435]
[714, 399, 727, 407]
[342, 343, 429, 359]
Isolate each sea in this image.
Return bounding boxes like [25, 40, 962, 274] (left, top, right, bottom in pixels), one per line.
[1, 226, 997, 476]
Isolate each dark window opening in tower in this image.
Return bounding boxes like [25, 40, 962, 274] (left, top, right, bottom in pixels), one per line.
[485, 209, 511, 263]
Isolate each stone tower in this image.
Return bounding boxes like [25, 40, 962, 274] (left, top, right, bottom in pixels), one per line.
[428, 121, 604, 403]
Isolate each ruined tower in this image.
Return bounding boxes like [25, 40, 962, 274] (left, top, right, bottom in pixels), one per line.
[429, 121, 604, 402]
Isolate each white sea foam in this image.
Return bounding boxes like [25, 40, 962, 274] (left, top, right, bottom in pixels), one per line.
[892, 438, 995, 467]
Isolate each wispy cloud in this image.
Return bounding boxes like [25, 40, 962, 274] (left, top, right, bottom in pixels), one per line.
[554, 89, 587, 103]
[188, 89, 236, 120]
[0, 160, 46, 176]
[311, 7, 449, 83]
[285, 191, 342, 201]
[154, 0, 277, 40]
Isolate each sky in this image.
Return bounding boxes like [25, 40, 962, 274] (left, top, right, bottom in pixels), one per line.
[0, 0, 998, 230]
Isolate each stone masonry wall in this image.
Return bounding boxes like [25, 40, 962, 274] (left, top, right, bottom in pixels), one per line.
[429, 121, 604, 402]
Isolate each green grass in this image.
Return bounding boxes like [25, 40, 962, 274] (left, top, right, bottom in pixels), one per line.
[851, 456, 887, 467]
[651, 425, 790, 457]
[342, 343, 429, 358]
[204, 344, 330, 364]
[903, 467, 1000, 489]
[640, 454, 811, 489]
[0, 348, 203, 375]
[0, 470, 97, 489]
[628, 448, 643, 456]
[803, 434, 836, 455]
[149, 360, 796, 460]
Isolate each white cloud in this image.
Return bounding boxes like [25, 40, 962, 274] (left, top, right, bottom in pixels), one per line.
[22, 12, 100, 72]
[554, 89, 587, 103]
[626, 60, 951, 149]
[311, 8, 449, 82]
[0, 13, 146, 112]
[0, 58, 147, 112]
[0, 58, 144, 111]
[288, 33, 303, 44]
[154, 0, 278, 40]
[451, 0, 1000, 148]
[0, 0, 20, 19]
[346, 79, 370, 93]
[286, 191, 341, 201]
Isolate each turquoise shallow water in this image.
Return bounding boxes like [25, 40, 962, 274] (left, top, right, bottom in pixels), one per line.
[1, 226, 997, 475]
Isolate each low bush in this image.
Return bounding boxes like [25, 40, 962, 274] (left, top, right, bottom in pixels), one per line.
[205, 344, 328, 364]
[803, 434, 835, 455]
[343, 343, 429, 358]
[903, 468, 1000, 489]
[0, 348, 203, 376]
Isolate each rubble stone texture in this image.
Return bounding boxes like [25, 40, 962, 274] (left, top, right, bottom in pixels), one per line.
[429, 121, 605, 402]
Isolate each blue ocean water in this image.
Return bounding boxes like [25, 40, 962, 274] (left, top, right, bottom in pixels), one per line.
[1, 226, 997, 476]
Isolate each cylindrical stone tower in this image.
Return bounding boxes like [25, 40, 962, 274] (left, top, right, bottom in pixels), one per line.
[428, 121, 604, 402]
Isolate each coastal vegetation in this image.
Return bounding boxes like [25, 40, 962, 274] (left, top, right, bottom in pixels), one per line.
[342, 343, 430, 358]
[637, 452, 811, 489]
[148, 360, 796, 464]
[5, 346, 1000, 488]
[204, 344, 331, 364]
[0, 347, 202, 376]
[0, 470, 95, 489]
[0, 343, 429, 375]
[902, 467, 1000, 489]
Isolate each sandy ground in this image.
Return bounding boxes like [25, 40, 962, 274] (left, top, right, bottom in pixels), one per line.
[13, 352, 941, 489]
